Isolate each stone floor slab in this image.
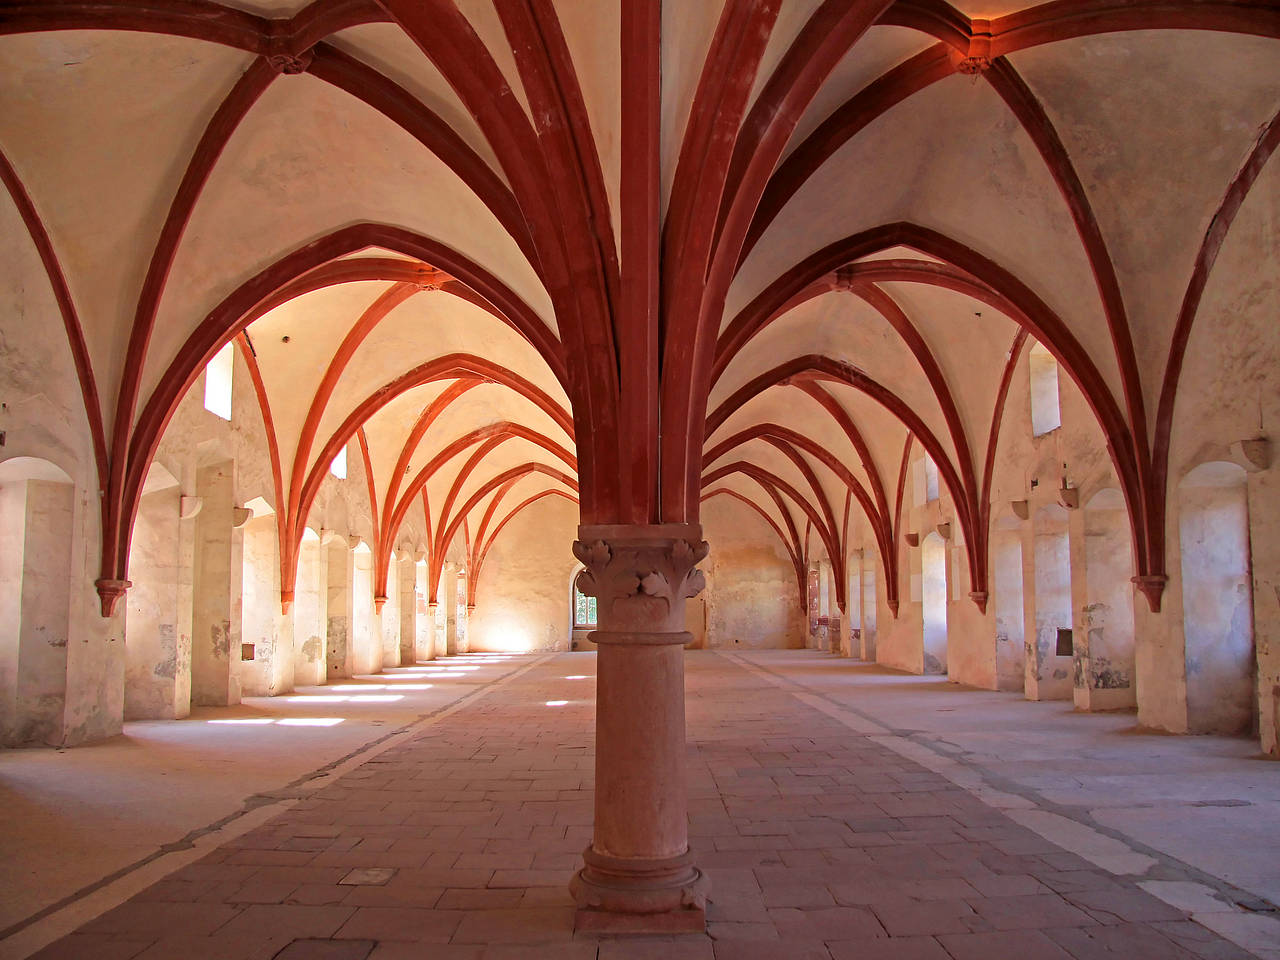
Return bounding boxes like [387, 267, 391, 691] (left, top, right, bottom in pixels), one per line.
[12, 653, 1264, 960]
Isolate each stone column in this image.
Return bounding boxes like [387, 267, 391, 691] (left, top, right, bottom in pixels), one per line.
[569, 523, 710, 933]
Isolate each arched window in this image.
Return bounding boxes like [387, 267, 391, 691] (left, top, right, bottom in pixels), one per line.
[573, 583, 598, 628]
[1029, 342, 1061, 437]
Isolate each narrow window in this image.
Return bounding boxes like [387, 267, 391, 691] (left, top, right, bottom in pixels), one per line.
[330, 444, 347, 480]
[1029, 342, 1061, 436]
[203, 341, 234, 421]
[924, 455, 939, 502]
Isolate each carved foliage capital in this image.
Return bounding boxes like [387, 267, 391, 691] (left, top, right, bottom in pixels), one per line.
[573, 534, 709, 633]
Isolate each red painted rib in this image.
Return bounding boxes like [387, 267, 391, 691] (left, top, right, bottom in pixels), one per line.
[0, 145, 108, 485]
[234, 334, 287, 588]
[1149, 106, 1280, 576]
[114, 57, 276, 537]
[658, 0, 782, 523]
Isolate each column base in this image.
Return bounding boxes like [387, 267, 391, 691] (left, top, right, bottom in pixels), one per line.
[570, 847, 709, 934]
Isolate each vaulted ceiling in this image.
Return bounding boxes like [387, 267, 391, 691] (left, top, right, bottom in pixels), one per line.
[2, 0, 1276, 613]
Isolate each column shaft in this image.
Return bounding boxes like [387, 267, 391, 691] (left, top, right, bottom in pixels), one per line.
[569, 523, 710, 933]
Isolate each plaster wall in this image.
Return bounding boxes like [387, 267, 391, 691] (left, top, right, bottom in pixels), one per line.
[2, 187, 126, 746]
[414, 562, 435, 660]
[844, 552, 861, 658]
[861, 553, 878, 660]
[701, 497, 804, 650]
[1077, 495, 1137, 711]
[1247, 467, 1280, 756]
[1164, 153, 1277, 749]
[294, 538, 326, 686]
[443, 564, 460, 655]
[469, 496, 576, 653]
[0, 481, 24, 738]
[326, 540, 353, 680]
[380, 562, 401, 669]
[58, 482, 125, 745]
[1178, 469, 1254, 735]
[191, 461, 236, 706]
[992, 531, 1026, 691]
[1030, 505, 1074, 701]
[238, 515, 290, 696]
[351, 546, 378, 675]
[878, 543, 924, 675]
[125, 486, 190, 719]
[397, 557, 416, 665]
[947, 590, 998, 690]
[0, 478, 73, 745]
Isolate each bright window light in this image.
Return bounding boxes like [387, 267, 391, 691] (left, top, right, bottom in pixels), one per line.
[207, 717, 273, 725]
[1029, 342, 1062, 437]
[546, 700, 568, 707]
[348, 694, 404, 703]
[203, 342, 234, 420]
[565, 675, 588, 680]
[330, 444, 348, 479]
[278, 717, 344, 727]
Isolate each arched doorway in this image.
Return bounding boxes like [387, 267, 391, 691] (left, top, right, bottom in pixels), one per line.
[921, 532, 948, 675]
[0, 457, 75, 746]
[1179, 462, 1255, 735]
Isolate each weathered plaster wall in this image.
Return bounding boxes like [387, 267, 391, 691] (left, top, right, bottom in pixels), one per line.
[702, 497, 804, 650]
[294, 536, 326, 685]
[1164, 164, 1278, 751]
[1077, 491, 1137, 711]
[238, 514, 291, 696]
[125, 485, 190, 719]
[1178, 468, 1254, 735]
[469, 495, 577, 653]
[1031, 505, 1074, 701]
[191, 460, 236, 706]
[0, 480, 24, 739]
[2, 189, 124, 746]
[992, 529, 1026, 691]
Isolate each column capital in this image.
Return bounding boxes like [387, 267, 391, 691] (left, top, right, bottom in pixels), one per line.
[573, 523, 707, 634]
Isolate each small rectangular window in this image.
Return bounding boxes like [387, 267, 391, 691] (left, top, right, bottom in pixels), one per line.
[203, 342, 234, 421]
[574, 587, 597, 628]
[1056, 628, 1073, 657]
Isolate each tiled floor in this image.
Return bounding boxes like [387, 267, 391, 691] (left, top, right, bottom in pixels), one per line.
[24, 653, 1268, 959]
